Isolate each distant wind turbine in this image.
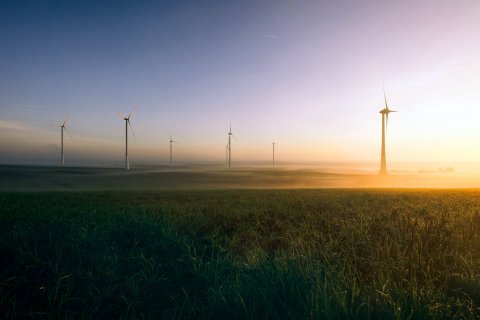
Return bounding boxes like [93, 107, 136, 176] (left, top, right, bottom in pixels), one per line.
[227, 124, 236, 168]
[379, 87, 397, 175]
[53, 115, 72, 165]
[169, 133, 178, 167]
[116, 107, 137, 170]
[272, 140, 276, 166]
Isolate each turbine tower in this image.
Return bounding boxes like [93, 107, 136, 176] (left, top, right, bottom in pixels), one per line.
[225, 143, 229, 166]
[55, 115, 72, 165]
[169, 133, 177, 167]
[379, 87, 397, 175]
[272, 140, 276, 166]
[116, 107, 137, 170]
[227, 124, 236, 168]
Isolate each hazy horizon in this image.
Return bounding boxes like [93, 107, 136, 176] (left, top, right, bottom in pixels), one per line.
[2, 0, 480, 169]
[1, 158, 477, 175]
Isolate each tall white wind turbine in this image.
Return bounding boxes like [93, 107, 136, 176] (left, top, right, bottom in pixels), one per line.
[227, 124, 236, 168]
[272, 140, 276, 166]
[53, 115, 72, 165]
[379, 87, 397, 175]
[169, 133, 178, 167]
[116, 107, 137, 170]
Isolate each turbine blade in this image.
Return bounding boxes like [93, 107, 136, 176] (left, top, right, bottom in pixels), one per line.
[128, 119, 136, 138]
[116, 112, 126, 119]
[64, 127, 74, 140]
[383, 85, 388, 108]
[386, 113, 389, 129]
[63, 114, 70, 126]
[127, 106, 138, 119]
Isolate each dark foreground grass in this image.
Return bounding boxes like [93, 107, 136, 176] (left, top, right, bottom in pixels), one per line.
[1, 190, 480, 319]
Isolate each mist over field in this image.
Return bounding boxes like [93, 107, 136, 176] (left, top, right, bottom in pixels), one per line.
[1, 164, 479, 192]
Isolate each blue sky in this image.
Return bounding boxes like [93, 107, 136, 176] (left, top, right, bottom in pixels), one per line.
[1, 0, 480, 167]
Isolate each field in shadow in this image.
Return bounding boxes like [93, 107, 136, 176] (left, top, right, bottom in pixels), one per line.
[1, 190, 480, 319]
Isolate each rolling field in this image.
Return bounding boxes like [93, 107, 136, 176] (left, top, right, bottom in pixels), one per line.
[2, 189, 480, 319]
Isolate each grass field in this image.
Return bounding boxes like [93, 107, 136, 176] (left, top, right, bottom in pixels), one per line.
[2, 189, 480, 319]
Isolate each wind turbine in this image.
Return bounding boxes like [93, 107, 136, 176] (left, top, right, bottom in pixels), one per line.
[53, 115, 72, 165]
[379, 87, 397, 175]
[169, 133, 178, 167]
[227, 124, 236, 168]
[116, 107, 137, 170]
[272, 140, 276, 166]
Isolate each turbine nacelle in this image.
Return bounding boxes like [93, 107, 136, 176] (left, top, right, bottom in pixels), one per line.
[379, 107, 397, 119]
[169, 133, 177, 144]
[117, 106, 137, 121]
[379, 107, 397, 114]
[380, 87, 397, 127]
[380, 107, 396, 127]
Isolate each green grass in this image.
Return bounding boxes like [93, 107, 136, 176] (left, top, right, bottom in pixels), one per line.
[1, 190, 480, 319]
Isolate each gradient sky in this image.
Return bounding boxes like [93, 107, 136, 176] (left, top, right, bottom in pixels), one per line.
[1, 0, 480, 167]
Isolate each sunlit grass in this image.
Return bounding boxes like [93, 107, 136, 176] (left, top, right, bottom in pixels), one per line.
[1, 190, 480, 319]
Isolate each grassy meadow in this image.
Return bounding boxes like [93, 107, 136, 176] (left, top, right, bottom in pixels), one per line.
[1, 189, 480, 319]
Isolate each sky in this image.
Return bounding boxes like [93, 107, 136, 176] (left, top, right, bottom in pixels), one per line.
[1, 0, 480, 168]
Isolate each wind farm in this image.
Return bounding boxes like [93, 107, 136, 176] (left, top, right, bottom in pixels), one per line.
[38, 88, 401, 175]
[2, 1, 480, 319]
